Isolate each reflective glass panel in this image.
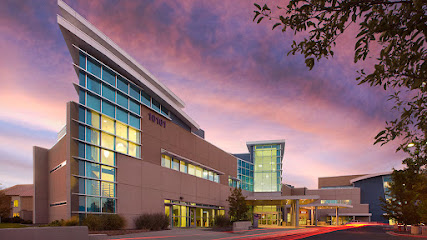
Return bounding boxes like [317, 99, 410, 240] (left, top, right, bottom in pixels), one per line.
[101, 116, 115, 134]
[116, 122, 127, 139]
[162, 155, 171, 168]
[172, 159, 179, 171]
[86, 128, 100, 145]
[116, 108, 128, 124]
[101, 133, 114, 150]
[79, 160, 85, 176]
[79, 196, 85, 211]
[101, 149, 115, 166]
[102, 68, 115, 86]
[117, 76, 128, 93]
[86, 180, 100, 196]
[130, 85, 140, 100]
[115, 138, 127, 154]
[87, 93, 100, 112]
[101, 181, 115, 198]
[87, 196, 100, 212]
[161, 106, 169, 116]
[180, 161, 187, 173]
[79, 90, 85, 104]
[79, 178, 85, 194]
[152, 98, 160, 112]
[102, 101, 115, 118]
[208, 171, 214, 181]
[203, 169, 208, 179]
[102, 198, 115, 213]
[79, 71, 86, 86]
[87, 57, 101, 78]
[129, 114, 140, 129]
[78, 125, 85, 140]
[128, 142, 137, 157]
[196, 167, 202, 178]
[86, 163, 100, 179]
[117, 92, 128, 109]
[101, 165, 115, 182]
[86, 145, 99, 162]
[87, 75, 100, 94]
[102, 84, 115, 102]
[129, 99, 140, 115]
[79, 107, 85, 122]
[79, 52, 86, 69]
[141, 90, 150, 106]
[129, 127, 140, 143]
[87, 111, 100, 128]
[188, 164, 195, 175]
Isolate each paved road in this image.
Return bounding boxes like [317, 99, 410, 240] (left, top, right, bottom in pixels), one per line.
[106, 225, 419, 240]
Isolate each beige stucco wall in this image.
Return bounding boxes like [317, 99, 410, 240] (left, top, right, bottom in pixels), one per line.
[318, 175, 365, 188]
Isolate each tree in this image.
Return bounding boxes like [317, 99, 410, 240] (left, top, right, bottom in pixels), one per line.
[227, 188, 249, 221]
[0, 186, 11, 220]
[253, 0, 426, 158]
[380, 149, 427, 225]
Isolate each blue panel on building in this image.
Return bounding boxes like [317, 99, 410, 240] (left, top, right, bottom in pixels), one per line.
[353, 176, 388, 223]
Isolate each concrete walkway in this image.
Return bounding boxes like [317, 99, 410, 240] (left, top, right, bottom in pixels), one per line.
[106, 227, 300, 240]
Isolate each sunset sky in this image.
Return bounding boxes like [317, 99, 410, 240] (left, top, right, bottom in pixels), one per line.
[0, 0, 406, 189]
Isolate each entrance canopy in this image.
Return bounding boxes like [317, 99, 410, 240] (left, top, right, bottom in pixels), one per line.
[245, 195, 320, 206]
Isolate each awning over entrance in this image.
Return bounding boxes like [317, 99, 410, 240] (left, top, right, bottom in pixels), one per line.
[245, 195, 320, 206]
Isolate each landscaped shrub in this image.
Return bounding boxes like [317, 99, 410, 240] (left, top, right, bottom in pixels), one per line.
[134, 213, 169, 231]
[1, 216, 32, 224]
[214, 215, 231, 228]
[63, 216, 79, 226]
[82, 214, 126, 231]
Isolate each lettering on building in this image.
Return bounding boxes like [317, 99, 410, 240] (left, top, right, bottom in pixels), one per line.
[148, 112, 166, 128]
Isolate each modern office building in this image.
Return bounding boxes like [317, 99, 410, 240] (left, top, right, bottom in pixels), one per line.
[32, 0, 391, 228]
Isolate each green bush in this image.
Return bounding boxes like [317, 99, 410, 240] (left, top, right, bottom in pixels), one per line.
[64, 216, 79, 226]
[82, 214, 126, 231]
[214, 215, 231, 228]
[134, 213, 169, 231]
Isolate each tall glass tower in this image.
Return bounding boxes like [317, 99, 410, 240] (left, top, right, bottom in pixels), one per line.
[249, 141, 285, 192]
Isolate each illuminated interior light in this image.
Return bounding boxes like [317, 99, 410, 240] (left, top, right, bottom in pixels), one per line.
[407, 143, 415, 147]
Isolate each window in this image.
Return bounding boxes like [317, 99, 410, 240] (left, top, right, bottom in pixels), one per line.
[13, 200, 18, 207]
[102, 101, 115, 118]
[117, 76, 128, 93]
[130, 85, 140, 100]
[116, 108, 128, 124]
[101, 149, 115, 166]
[128, 142, 138, 157]
[152, 99, 160, 112]
[161, 155, 171, 168]
[79, 196, 85, 211]
[79, 161, 85, 176]
[87, 111, 100, 128]
[87, 57, 101, 78]
[78, 125, 85, 140]
[117, 92, 128, 109]
[102, 198, 115, 213]
[196, 167, 202, 178]
[87, 196, 100, 212]
[116, 122, 127, 139]
[87, 180, 100, 196]
[188, 164, 195, 176]
[115, 138, 127, 154]
[129, 99, 140, 115]
[86, 145, 99, 162]
[208, 171, 214, 181]
[13, 213, 20, 217]
[129, 127, 140, 143]
[87, 75, 100, 94]
[86, 127, 100, 145]
[101, 133, 114, 150]
[161, 106, 169, 116]
[86, 163, 100, 179]
[102, 84, 115, 102]
[79, 71, 86, 87]
[203, 169, 208, 179]
[101, 166, 115, 182]
[129, 114, 140, 129]
[172, 159, 179, 171]
[180, 161, 187, 173]
[101, 116, 114, 134]
[141, 90, 151, 107]
[101, 182, 115, 198]
[87, 93, 100, 111]
[79, 52, 86, 69]
[102, 68, 115, 86]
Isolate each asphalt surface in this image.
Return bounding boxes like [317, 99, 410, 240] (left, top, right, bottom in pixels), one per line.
[302, 225, 417, 240]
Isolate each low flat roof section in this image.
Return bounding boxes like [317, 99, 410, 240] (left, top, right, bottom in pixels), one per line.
[246, 195, 320, 201]
[303, 203, 353, 209]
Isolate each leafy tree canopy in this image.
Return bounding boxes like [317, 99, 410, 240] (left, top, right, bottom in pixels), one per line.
[227, 188, 250, 221]
[253, 0, 426, 157]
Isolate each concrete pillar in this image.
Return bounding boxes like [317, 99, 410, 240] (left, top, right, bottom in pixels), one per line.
[315, 206, 318, 226]
[310, 208, 314, 226]
[335, 207, 339, 226]
[290, 200, 295, 227]
[283, 204, 287, 225]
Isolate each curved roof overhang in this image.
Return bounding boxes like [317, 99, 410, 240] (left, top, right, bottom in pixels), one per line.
[350, 172, 392, 184]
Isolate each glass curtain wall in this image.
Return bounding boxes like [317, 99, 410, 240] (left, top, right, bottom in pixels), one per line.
[253, 144, 282, 192]
[237, 159, 254, 191]
[164, 200, 225, 227]
[75, 50, 145, 215]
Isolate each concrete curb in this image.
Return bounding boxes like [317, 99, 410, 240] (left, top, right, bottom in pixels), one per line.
[387, 231, 427, 238]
